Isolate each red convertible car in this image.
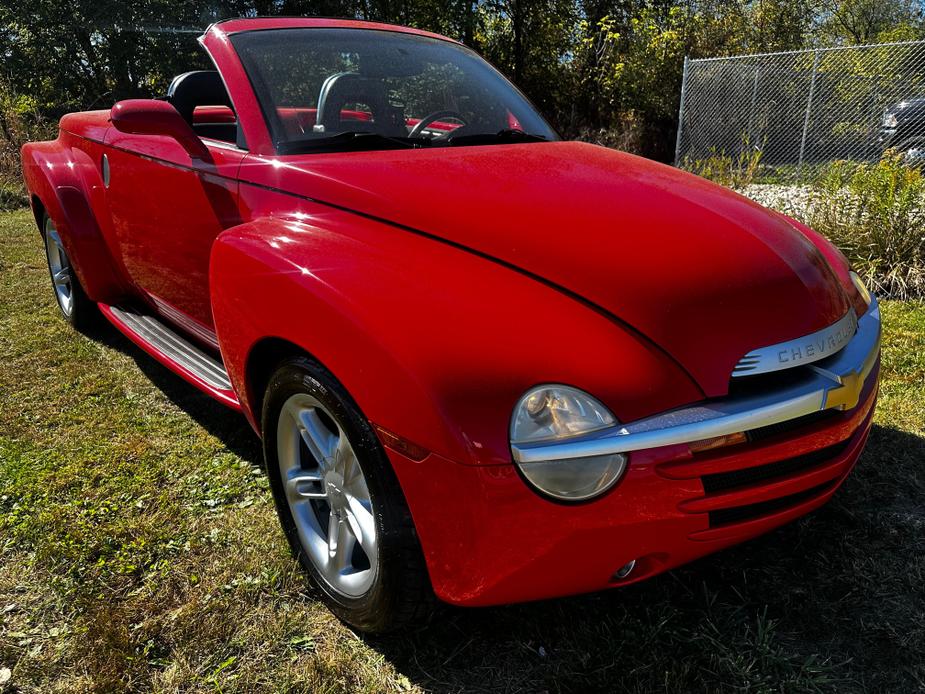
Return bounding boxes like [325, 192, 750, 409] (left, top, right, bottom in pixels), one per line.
[21, 17, 881, 632]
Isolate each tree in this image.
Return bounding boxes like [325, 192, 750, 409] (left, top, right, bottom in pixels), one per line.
[2, 0, 924, 164]
[814, 0, 924, 45]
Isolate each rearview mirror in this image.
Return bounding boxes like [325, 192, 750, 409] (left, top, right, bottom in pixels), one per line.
[110, 99, 209, 159]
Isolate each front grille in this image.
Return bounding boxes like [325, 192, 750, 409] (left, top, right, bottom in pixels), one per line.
[701, 438, 851, 494]
[727, 365, 814, 398]
[709, 482, 835, 527]
[670, 363, 875, 532]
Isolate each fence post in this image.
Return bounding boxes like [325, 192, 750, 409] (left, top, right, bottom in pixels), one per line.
[798, 50, 821, 173]
[745, 62, 760, 151]
[674, 55, 690, 166]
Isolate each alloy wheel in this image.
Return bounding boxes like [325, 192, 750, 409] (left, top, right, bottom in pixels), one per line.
[276, 393, 378, 597]
[44, 217, 74, 316]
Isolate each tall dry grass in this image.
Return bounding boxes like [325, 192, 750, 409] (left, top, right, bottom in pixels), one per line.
[683, 136, 765, 191]
[807, 154, 925, 300]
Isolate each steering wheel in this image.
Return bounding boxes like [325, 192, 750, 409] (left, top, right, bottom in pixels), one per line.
[408, 110, 468, 139]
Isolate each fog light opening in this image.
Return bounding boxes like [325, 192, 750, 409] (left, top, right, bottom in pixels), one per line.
[613, 559, 637, 581]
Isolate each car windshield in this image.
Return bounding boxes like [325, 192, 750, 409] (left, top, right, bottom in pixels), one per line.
[230, 28, 558, 154]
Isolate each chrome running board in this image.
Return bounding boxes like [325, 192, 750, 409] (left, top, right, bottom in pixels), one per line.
[104, 305, 233, 391]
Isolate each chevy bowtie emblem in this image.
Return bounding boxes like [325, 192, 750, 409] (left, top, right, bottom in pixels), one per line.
[812, 364, 865, 411]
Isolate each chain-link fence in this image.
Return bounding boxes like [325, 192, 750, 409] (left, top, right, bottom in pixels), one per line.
[674, 40, 925, 178]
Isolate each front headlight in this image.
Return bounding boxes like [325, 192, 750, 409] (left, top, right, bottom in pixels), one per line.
[510, 385, 627, 501]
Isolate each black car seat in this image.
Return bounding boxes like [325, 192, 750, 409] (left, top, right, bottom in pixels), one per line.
[167, 70, 239, 145]
[315, 72, 406, 136]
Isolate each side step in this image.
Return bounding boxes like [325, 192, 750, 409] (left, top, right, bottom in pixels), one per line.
[99, 303, 240, 410]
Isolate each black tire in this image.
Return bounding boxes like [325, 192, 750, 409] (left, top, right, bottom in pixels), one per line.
[41, 212, 99, 332]
[262, 356, 435, 632]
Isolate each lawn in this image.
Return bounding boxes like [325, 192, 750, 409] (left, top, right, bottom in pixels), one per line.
[1, 206, 923, 693]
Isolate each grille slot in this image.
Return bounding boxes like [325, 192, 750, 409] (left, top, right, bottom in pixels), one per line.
[701, 439, 851, 494]
[709, 482, 835, 527]
[746, 409, 840, 443]
[727, 365, 816, 398]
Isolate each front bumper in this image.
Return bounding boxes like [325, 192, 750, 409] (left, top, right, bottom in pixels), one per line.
[387, 300, 881, 606]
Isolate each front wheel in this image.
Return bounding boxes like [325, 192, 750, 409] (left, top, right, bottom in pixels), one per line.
[262, 356, 434, 632]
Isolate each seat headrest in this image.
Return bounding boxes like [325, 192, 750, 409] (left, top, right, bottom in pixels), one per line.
[167, 71, 233, 124]
[315, 73, 405, 135]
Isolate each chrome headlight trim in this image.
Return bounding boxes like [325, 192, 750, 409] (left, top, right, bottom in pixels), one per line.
[512, 295, 880, 465]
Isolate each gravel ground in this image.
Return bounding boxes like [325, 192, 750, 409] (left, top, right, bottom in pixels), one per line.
[741, 183, 813, 216]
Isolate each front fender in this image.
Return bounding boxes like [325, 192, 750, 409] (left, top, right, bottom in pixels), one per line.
[20, 138, 127, 303]
[209, 206, 703, 468]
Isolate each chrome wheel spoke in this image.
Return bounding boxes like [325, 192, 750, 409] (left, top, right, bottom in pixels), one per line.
[346, 465, 370, 500]
[344, 495, 376, 557]
[331, 516, 356, 573]
[327, 512, 341, 555]
[296, 408, 338, 467]
[338, 442, 358, 482]
[52, 267, 70, 286]
[286, 467, 326, 500]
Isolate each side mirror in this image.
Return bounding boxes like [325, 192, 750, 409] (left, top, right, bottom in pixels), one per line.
[110, 99, 209, 159]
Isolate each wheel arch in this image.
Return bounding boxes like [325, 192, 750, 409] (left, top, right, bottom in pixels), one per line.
[210, 218, 454, 460]
[20, 139, 127, 303]
[244, 336, 316, 431]
[30, 194, 46, 233]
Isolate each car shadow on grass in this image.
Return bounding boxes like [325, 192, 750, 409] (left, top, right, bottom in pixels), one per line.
[367, 423, 925, 694]
[84, 317, 263, 466]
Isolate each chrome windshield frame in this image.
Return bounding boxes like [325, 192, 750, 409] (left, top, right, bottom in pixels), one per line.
[511, 296, 881, 465]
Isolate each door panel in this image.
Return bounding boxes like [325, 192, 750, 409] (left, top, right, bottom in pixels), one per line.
[105, 133, 246, 331]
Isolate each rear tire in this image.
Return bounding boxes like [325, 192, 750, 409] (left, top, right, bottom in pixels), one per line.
[262, 356, 434, 632]
[41, 213, 99, 332]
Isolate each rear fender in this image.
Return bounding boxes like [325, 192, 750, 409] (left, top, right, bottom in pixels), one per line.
[20, 139, 127, 303]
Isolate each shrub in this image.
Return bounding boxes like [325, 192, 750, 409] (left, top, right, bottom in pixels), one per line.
[0, 141, 29, 212]
[0, 80, 53, 211]
[574, 112, 645, 154]
[684, 140, 763, 191]
[807, 154, 925, 300]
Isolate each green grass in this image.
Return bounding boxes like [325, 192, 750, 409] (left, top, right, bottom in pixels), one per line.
[1, 207, 923, 693]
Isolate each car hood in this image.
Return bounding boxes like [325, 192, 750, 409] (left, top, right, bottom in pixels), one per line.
[240, 141, 850, 396]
